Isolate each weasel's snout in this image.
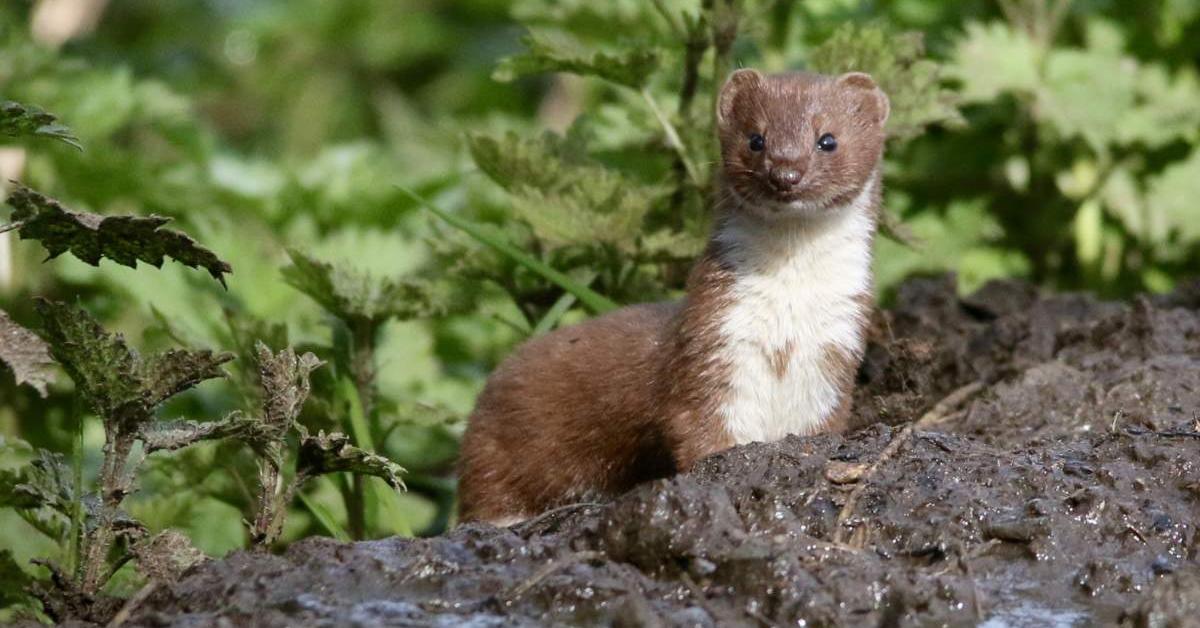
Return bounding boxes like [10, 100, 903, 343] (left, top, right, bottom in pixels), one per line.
[767, 167, 803, 192]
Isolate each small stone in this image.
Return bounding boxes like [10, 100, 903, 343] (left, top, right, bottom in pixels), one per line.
[824, 460, 868, 484]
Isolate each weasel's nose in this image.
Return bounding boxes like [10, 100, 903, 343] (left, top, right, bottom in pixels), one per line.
[768, 168, 802, 191]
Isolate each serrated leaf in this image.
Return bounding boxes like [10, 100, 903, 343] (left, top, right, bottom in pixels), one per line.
[948, 21, 1040, 103]
[282, 249, 461, 324]
[35, 299, 232, 427]
[140, 349, 234, 408]
[296, 429, 406, 490]
[0, 308, 54, 397]
[467, 131, 669, 253]
[809, 23, 962, 141]
[4, 185, 232, 287]
[494, 29, 659, 89]
[8, 450, 75, 518]
[0, 100, 82, 150]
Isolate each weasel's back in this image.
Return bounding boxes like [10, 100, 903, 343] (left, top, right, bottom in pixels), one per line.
[457, 301, 679, 524]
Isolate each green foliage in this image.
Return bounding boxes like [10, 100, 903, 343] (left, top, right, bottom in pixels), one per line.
[282, 249, 458, 326]
[35, 299, 232, 425]
[4, 186, 233, 287]
[495, 30, 660, 88]
[467, 131, 671, 253]
[808, 24, 963, 141]
[0, 100, 81, 150]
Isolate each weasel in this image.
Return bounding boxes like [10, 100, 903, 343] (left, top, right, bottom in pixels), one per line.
[457, 69, 890, 525]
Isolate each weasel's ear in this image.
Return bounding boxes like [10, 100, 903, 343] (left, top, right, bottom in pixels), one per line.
[718, 68, 763, 125]
[836, 72, 890, 126]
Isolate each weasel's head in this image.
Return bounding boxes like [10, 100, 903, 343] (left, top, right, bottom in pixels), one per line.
[717, 70, 889, 220]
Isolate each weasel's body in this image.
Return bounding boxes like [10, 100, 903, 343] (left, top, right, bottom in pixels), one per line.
[458, 70, 890, 525]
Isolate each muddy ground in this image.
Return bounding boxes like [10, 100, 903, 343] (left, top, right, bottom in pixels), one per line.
[122, 276, 1200, 627]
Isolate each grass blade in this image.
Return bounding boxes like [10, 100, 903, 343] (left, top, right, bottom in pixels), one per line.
[297, 481, 352, 542]
[397, 185, 619, 314]
[531, 270, 596, 336]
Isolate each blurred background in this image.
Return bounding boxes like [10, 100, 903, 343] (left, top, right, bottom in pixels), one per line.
[1, 0, 1198, 593]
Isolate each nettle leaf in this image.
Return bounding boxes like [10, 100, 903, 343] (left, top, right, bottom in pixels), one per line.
[468, 131, 669, 252]
[809, 23, 962, 141]
[0, 308, 55, 397]
[1146, 146, 1200, 248]
[948, 21, 1040, 103]
[494, 29, 659, 89]
[296, 429, 406, 490]
[0, 100, 82, 150]
[8, 450, 75, 518]
[35, 299, 232, 426]
[4, 185, 232, 287]
[282, 249, 460, 324]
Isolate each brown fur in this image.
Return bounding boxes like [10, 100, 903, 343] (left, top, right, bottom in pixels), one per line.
[457, 69, 890, 524]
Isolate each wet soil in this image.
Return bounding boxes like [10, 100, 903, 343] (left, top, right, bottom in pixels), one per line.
[127, 276, 1200, 627]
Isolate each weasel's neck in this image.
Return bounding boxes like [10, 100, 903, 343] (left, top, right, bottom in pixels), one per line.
[691, 175, 879, 444]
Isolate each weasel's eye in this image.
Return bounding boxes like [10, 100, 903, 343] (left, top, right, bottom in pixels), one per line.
[748, 133, 765, 152]
[817, 133, 838, 152]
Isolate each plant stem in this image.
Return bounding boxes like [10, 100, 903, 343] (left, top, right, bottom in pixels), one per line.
[81, 429, 133, 593]
[344, 318, 378, 540]
[250, 444, 283, 549]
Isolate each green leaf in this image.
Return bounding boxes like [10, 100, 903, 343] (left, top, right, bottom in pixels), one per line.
[296, 429, 406, 490]
[494, 29, 659, 89]
[282, 249, 460, 325]
[1146, 146, 1200, 247]
[4, 185, 233, 287]
[0, 100, 82, 150]
[399, 185, 619, 314]
[948, 21, 1040, 103]
[467, 131, 669, 253]
[809, 23, 962, 141]
[0, 550, 36, 611]
[35, 299, 232, 426]
[0, 308, 55, 397]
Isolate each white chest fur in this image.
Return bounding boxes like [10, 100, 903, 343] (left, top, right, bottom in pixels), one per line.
[714, 184, 876, 444]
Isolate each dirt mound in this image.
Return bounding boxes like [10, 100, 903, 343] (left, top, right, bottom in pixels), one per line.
[126, 276, 1200, 627]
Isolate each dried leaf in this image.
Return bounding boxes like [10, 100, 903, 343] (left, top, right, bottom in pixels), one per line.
[256, 343, 322, 437]
[137, 415, 256, 453]
[0, 308, 54, 397]
[0, 100, 82, 150]
[35, 299, 232, 427]
[5, 185, 232, 287]
[494, 29, 659, 89]
[282, 249, 460, 324]
[140, 349, 234, 407]
[296, 429, 406, 490]
[131, 530, 207, 583]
